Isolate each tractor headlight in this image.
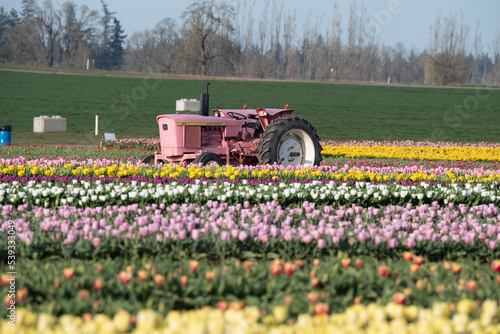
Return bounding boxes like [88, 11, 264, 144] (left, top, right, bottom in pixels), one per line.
[262, 110, 269, 117]
[213, 110, 220, 117]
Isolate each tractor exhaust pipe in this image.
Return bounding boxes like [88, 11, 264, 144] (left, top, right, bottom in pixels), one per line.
[200, 82, 210, 116]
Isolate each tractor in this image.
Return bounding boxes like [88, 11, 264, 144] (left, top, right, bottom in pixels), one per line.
[139, 83, 322, 167]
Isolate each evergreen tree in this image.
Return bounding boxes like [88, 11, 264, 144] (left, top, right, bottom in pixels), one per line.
[109, 17, 126, 69]
[8, 8, 21, 27]
[0, 7, 8, 34]
[21, 0, 37, 20]
[94, 0, 115, 69]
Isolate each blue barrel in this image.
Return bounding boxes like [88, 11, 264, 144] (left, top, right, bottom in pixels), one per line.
[0, 126, 12, 146]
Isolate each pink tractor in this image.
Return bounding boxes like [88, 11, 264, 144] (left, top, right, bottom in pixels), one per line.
[140, 83, 322, 167]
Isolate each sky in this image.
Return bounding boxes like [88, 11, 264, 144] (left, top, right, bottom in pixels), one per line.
[3, 0, 499, 55]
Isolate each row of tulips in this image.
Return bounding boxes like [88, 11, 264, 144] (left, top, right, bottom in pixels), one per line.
[1, 255, 500, 319]
[3, 299, 500, 334]
[2, 177, 500, 208]
[0, 145, 147, 159]
[5, 161, 500, 185]
[3, 153, 500, 171]
[322, 143, 500, 162]
[104, 137, 160, 151]
[323, 140, 500, 148]
[4, 139, 500, 163]
[1, 201, 499, 260]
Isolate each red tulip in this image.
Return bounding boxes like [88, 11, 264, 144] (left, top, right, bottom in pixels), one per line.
[452, 262, 462, 274]
[82, 313, 93, 323]
[409, 264, 419, 274]
[153, 274, 165, 287]
[294, 259, 305, 269]
[413, 256, 424, 266]
[94, 279, 104, 291]
[95, 263, 104, 273]
[79, 289, 90, 301]
[205, 270, 216, 280]
[311, 277, 320, 288]
[270, 264, 282, 276]
[403, 252, 413, 262]
[466, 280, 478, 291]
[378, 264, 390, 277]
[63, 268, 75, 280]
[283, 295, 294, 306]
[307, 291, 319, 303]
[16, 288, 28, 302]
[190, 260, 200, 272]
[491, 260, 500, 272]
[229, 301, 245, 311]
[0, 274, 11, 286]
[393, 292, 406, 305]
[283, 262, 295, 276]
[341, 258, 351, 268]
[180, 275, 188, 287]
[4, 295, 14, 308]
[118, 271, 133, 284]
[217, 301, 228, 312]
[243, 260, 254, 271]
[137, 270, 148, 281]
[313, 303, 330, 315]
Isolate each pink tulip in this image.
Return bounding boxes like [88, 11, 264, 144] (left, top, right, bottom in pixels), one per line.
[92, 237, 101, 247]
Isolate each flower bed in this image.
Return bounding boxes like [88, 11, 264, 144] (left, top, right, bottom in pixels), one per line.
[2, 300, 500, 333]
[322, 140, 500, 162]
[1, 141, 500, 331]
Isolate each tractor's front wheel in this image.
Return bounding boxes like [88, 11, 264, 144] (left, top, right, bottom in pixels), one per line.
[193, 152, 225, 166]
[257, 116, 322, 167]
[139, 153, 156, 165]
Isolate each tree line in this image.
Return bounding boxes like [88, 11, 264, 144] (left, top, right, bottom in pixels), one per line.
[1, 0, 499, 85]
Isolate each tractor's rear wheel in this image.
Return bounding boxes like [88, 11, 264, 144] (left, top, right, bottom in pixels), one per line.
[257, 116, 322, 166]
[139, 153, 156, 165]
[193, 152, 225, 166]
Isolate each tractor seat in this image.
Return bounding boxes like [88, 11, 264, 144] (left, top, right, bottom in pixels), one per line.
[242, 122, 259, 129]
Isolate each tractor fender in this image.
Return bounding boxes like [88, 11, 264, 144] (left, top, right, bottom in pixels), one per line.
[256, 108, 294, 130]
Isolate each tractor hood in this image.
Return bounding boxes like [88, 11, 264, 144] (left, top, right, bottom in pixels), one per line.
[156, 113, 240, 127]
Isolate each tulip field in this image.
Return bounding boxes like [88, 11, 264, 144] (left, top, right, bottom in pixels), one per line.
[1, 139, 500, 333]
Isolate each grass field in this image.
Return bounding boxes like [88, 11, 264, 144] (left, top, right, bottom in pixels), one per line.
[1, 68, 500, 145]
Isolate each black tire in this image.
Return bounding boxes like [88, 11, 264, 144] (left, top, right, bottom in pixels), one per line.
[257, 115, 322, 166]
[193, 152, 225, 166]
[139, 153, 156, 165]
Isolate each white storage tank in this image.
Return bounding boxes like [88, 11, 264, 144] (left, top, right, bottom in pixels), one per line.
[33, 116, 67, 133]
[176, 99, 200, 112]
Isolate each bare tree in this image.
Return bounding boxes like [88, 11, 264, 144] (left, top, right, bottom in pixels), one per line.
[124, 30, 156, 72]
[425, 12, 469, 85]
[282, 9, 297, 79]
[469, 21, 482, 84]
[181, 0, 235, 75]
[492, 27, 500, 85]
[328, 3, 342, 81]
[153, 18, 180, 73]
[36, 0, 62, 67]
[61, 2, 98, 68]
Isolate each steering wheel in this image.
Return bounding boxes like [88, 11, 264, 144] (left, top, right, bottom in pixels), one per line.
[226, 112, 247, 120]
